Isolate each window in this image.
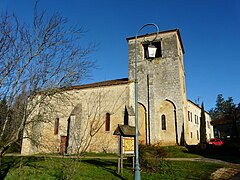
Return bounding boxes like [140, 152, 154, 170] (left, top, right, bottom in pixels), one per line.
[124, 106, 129, 125]
[188, 111, 192, 122]
[207, 121, 210, 129]
[188, 111, 191, 121]
[197, 130, 199, 140]
[161, 114, 166, 130]
[195, 115, 198, 124]
[190, 132, 193, 138]
[54, 118, 59, 135]
[142, 41, 162, 59]
[188, 111, 193, 122]
[105, 113, 110, 131]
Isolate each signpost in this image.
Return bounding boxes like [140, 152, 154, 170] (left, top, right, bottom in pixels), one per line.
[113, 124, 138, 173]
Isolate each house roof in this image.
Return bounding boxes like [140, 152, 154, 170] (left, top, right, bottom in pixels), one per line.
[61, 78, 132, 91]
[187, 99, 210, 115]
[126, 28, 185, 54]
[187, 99, 201, 108]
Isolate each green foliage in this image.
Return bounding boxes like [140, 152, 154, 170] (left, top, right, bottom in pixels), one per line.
[0, 95, 24, 153]
[210, 94, 237, 120]
[200, 102, 207, 143]
[139, 144, 169, 173]
[210, 94, 240, 138]
[0, 97, 8, 135]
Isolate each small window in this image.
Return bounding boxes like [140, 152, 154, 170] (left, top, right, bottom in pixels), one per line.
[195, 115, 199, 124]
[143, 41, 162, 59]
[190, 132, 193, 138]
[207, 121, 210, 129]
[188, 111, 193, 122]
[54, 118, 59, 135]
[161, 114, 166, 130]
[105, 113, 110, 131]
[197, 130, 199, 140]
[188, 111, 191, 121]
[124, 107, 129, 125]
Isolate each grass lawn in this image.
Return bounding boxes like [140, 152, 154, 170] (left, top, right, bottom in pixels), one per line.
[161, 146, 202, 158]
[31, 145, 202, 159]
[2, 145, 237, 179]
[1, 156, 227, 180]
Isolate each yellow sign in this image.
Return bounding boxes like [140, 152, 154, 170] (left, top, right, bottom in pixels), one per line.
[123, 137, 134, 154]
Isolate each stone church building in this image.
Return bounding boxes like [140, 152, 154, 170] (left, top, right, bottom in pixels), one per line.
[21, 29, 213, 155]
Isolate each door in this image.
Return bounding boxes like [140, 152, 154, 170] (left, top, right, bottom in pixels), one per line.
[60, 135, 68, 155]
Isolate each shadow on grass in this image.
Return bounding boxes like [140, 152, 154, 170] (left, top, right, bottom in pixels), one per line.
[186, 139, 240, 164]
[0, 156, 18, 179]
[83, 159, 129, 180]
[0, 156, 45, 179]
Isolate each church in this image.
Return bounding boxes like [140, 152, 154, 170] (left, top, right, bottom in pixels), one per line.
[21, 28, 214, 155]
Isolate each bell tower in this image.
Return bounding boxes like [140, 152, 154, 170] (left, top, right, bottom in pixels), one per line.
[127, 29, 187, 145]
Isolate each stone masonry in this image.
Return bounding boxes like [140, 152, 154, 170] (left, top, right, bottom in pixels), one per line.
[21, 29, 214, 155]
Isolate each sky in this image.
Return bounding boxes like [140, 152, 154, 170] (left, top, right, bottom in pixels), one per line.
[1, 0, 240, 111]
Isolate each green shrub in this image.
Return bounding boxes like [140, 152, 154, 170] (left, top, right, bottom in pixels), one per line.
[139, 144, 171, 173]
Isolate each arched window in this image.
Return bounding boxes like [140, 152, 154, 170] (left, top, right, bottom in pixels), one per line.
[124, 106, 129, 125]
[161, 114, 166, 130]
[105, 113, 110, 131]
[54, 118, 59, 135]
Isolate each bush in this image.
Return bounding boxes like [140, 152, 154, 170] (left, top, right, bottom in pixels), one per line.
[139, 144, 171, 173]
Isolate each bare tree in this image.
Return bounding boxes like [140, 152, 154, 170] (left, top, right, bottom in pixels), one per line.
[47, 85, 128, 156]
[0, 2, 96, 157]
[77, 88, 126, 153]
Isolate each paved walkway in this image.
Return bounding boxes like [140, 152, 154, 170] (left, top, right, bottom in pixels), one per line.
[211, 168, 240, 180]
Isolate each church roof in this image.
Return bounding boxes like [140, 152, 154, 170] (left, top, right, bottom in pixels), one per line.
[62, 78, 132, 91]
[126, 28, 185, 54]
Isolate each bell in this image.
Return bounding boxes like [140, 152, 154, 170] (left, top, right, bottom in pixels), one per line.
[147, 44, 157, 58]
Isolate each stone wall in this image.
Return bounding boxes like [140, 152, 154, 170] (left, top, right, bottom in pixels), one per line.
[127, 30, 187, 145]
[186, 100, 214, 145]
[21, 82, 132, 155]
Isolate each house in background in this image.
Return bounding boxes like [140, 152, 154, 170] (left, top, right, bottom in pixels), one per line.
[211, 117, 240, 139]
[187, 100, 213, 144]
[21, 29, 214, 155]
